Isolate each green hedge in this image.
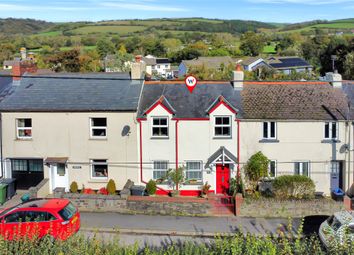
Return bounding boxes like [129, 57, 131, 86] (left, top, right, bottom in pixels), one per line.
[273, 175, 315, 199]
[0, 230, 352, 255]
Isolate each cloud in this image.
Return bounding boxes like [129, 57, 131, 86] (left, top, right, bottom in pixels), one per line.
[0, 4, 31, 11]
[247, 0, 354, 4]
[100, 2, 187, 12]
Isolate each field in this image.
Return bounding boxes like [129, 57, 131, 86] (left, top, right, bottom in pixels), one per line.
[37, 30, 62, 36]
[68, 25, 147, 35]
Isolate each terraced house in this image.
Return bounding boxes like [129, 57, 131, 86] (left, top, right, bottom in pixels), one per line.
[0, 65, 353, 196]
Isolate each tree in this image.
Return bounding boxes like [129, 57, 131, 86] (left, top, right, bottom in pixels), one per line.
[0, 43, 16, 64]
[244, 152, 269, 191]
[161, 38, 182, 55]
[46, 49, 81, 72]
[344, 52, 354, 80]
[167, 167, 185, 196]
[96, 38, 115, 58]
[240, 31, 266, 56]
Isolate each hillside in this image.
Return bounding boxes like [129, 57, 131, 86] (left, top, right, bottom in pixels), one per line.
[0, 18, 53, 34]
[280, 18, 354, 33]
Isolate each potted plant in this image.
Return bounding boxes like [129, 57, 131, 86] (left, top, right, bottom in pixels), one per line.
[189, 179, 198, 185]
[167, 166, 185, 197]
[201, 182, 211, 198]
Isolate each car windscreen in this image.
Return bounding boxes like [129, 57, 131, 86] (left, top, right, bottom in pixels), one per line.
[58, 202, 77, 221]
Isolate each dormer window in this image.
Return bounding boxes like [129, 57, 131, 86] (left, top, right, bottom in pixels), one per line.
[152, 117, 168, 137]
[214, 116, 231, 137]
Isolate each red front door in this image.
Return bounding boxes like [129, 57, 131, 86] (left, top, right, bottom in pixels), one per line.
[216, 164, 230, 194]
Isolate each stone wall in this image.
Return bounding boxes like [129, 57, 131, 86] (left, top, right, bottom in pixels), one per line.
[55, 192, 128, 213]
[240, 197, 345, 218]
[127, 196, 211, 216]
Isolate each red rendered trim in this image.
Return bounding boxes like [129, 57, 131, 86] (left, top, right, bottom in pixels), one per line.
[237, 119, 241, 177]
[208, 101, 237, 114]
[175, 120, 179, 191]
[172, 118, 210, 121]
[145, 101, 173, 115]
[136, 118, 147, 121]
[156, 190, 215, 196]
[138, 119, 169, 195]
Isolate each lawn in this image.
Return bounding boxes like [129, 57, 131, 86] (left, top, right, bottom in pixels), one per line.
[263, 44, 276, 54]
[68, 25, 147, 35]
[37, 30, 62, 36]
[59, 45, 97, 51]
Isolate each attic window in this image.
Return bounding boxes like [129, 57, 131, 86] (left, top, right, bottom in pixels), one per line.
[17, 118, 32, 139]
[214, 116, 231, 138]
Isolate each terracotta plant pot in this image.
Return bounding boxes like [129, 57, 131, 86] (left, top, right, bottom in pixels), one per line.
[170, 190, 179, 197]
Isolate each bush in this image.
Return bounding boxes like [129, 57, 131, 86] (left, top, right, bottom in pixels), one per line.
[70, 181, 78, 193]
[273, 175, 315, 199]
[244, 152, 269, 190]
[106, 179, 116, 195]
[98, 187, 109, 195]
[146, 180, 157, 195]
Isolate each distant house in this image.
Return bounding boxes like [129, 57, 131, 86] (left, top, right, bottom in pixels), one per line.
[267, 56, 312, 75]
[240, 57, 272, 72]
[178, 56, 236, 77]
[142, 55, 171, 78]
[3, 60, 18, 70]
[3, 48, 36, 71]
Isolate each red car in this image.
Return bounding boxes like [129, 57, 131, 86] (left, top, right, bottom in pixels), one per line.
[0, 198, 80, 241]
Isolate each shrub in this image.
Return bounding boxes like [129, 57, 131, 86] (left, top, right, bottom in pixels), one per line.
[146, 180, 157, 195]
[230, 177, 245, 196]
[201, 182, 211, 195]
[106, 179, 116, 195]
[273, 175, 315, 199]
[244, 152, 269, 190]
[70, 181, 78, 193]
[167, 167, 185, 190]
[98, 187, 109, 195]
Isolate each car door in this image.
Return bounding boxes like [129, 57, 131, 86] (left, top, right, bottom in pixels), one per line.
[0, 211, 27, 240]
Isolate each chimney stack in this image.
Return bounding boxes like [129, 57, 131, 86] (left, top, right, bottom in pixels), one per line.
[131, 55, 146, 80]
[326, 71, 342, 89]
[232, 64, 244, 90]
[20, 47, 27, 60]
[12, 61, 38, 81]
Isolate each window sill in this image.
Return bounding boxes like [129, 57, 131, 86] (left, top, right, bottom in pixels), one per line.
[89, 137, 107, 140]
[259, 139, 279, 143]
[213, 136, 232, 140]
[151, 137, 169, 140]
[321, 139, 341, 143]
[15, 138, 33, 141]
[184, 182, 203, 186]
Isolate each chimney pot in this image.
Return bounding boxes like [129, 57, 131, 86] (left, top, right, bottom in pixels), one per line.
[135, 55, 142, 63]
[233, 65, 244, 90]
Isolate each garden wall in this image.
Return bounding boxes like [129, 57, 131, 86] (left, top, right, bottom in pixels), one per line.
[240, 198, 345, 218]
[127, 196, 211, 216]
[54, 191, 129, 213]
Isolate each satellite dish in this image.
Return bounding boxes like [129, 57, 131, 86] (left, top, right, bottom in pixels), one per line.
[121, 125, 131, 137]
[339, 144, 349, 154]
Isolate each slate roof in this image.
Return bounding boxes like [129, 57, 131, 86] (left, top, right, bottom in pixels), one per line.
[341, 81, 354, 119]
[241, 82, 348, 120]
[138, 82, 243, 119]
[0, 73, 143, 112]
[268, 57, 312, 69]
[139, 81, 349, 121]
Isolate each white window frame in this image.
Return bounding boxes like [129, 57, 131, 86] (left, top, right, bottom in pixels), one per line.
[16, 118, 32, 139]
[268, 160, 277, 177]
[214, 116, 232, 138]
[151, 117, 169, 138]
[90, 159, 108, 179]
[153, 160, 169, 180]
[185, 161, 203, 181]
[324, 122, 338, 140]
[90, 118, 107, 139]
[294, 161, 310, 177]
[263, 121, 277, 139]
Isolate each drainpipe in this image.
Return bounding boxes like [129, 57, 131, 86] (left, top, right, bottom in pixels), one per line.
[175, 119, 179, 191]
[138, 119, 169, 194]
[237, 119, 241, 178]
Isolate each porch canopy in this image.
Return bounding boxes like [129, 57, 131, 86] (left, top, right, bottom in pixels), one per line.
[44, 157, 68, 164]
[205, 146, 237, 169]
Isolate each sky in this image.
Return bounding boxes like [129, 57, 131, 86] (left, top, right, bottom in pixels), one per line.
[0, 0, 353, 23]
